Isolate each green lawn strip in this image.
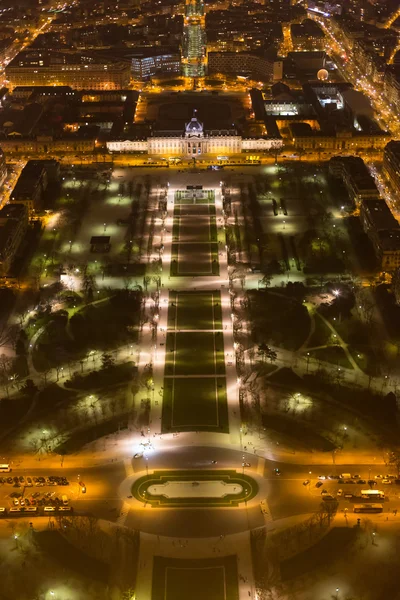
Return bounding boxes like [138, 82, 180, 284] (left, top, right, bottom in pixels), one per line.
[172, 215, 180, 242]
[170, 244, 179, 276]
[161, 376, 228, 432]
[308, 345, 354, 370]
[211, 242, 220, 275]
[167, 291, 222, 330]
[34, 530, 109, 583]
[167, 291, 177, 329]
[164, 331, 225, 376]
[152, 556, 239, 600]
[133, 470, 258, 507]
[210, 215, 218, 242]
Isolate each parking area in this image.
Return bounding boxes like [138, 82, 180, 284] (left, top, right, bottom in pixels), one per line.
[0, 473, 78, 518]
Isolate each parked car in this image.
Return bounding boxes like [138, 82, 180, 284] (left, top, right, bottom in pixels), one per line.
[337, 489, 343, 496]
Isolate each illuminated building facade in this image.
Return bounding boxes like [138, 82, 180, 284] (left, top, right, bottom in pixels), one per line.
[107, 112, 282, 156]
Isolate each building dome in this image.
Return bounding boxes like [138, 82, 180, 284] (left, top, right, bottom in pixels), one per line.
[185, 110, 203, 136]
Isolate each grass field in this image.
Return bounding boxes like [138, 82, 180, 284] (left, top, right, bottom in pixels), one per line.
[162, 376, 228, 431]
[165, 331, 225, 376]
[308, 345, 353, 369]
[167, 291, 223, 330]
[152, 556, 239, 600]
[172, 205, 217, 243]
[170, 242, 219, 276]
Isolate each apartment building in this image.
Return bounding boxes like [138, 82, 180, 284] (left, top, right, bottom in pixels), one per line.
[5, 51, 131, 90]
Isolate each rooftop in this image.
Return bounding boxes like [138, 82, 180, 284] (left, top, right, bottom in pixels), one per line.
[361, 198, 400, 231]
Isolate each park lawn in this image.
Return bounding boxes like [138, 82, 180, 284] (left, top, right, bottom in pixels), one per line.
[168, 291, 222, 330]
[307, 314, 332, 348]
[152, 556, 239, 600]
[280, 527, 356, 580]
[55, 413, 130, 454]
[33, 291, 141, 371]
[248, 290, 311, 350]
[34, 530, 109, 583]
[162, 377, 229, 432]
[308, 345, 353, 370]
[164, 332, 225, 376]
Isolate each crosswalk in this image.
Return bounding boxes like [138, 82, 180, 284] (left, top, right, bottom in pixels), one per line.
[123, 457, 135, 477]
[116, 501, 131, 527]
[260, 499, 273, 523]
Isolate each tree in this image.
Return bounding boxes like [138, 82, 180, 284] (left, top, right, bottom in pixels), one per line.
[387, 449, 400, 477]
[257, 343, 278, 364]
[259, 273, 272, 289]
[101, 353, 115, 370]
[0, 324, 19, 351]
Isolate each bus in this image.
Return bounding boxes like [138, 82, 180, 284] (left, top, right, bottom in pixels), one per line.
[0, 464, 11, 473]
[354, 504, 383, 514]
[361, 489, 385, 499]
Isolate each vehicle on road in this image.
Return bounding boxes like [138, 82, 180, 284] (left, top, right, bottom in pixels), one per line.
[354, 504, 383, 513]
[0, 464, 11, 473]
[79, 481, 86, 493]
[341, 473, 351, 479]
[344, 493, 353, 499]
[337, 489, 343, 496]
[303, 480, 310, 486]
[362, 489, 385, 499]
[357, 480, 366, 484]
[382, 479, 392, 484]
[318, 475, 327, 480]
[374, 475, 383, 479]
[315, 481, 323, 488]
